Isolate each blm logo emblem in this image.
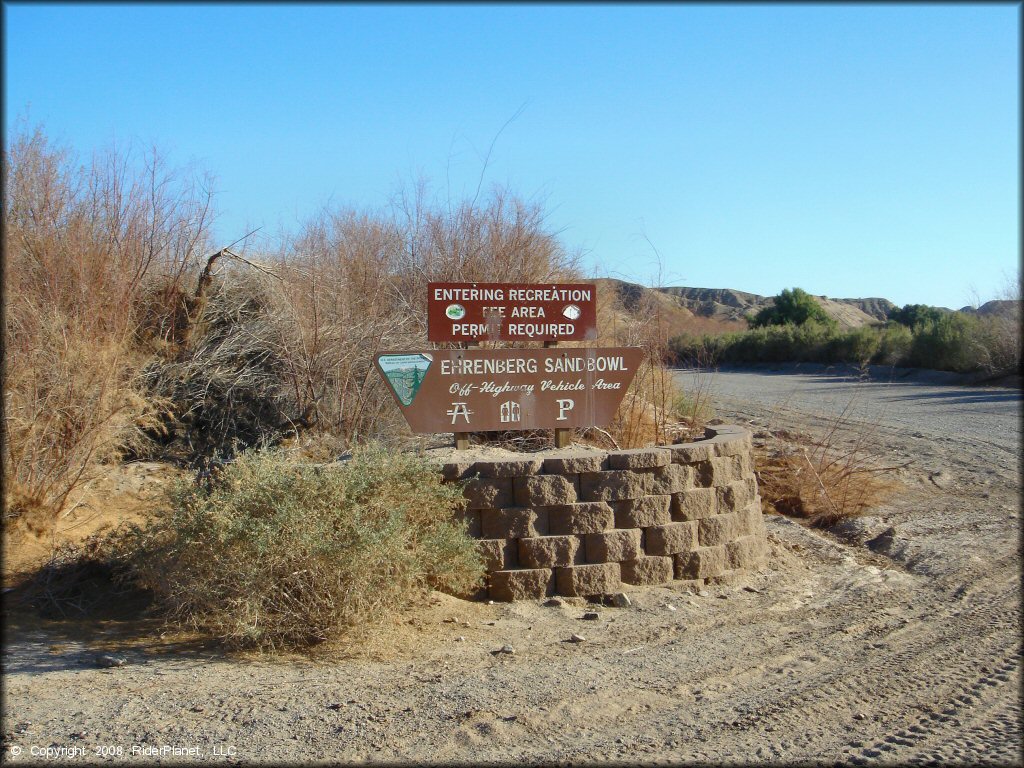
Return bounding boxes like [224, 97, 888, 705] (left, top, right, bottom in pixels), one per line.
[377, 353, 432, 406]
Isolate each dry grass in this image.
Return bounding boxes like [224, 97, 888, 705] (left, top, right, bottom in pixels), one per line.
[3, 125, 214, 522]
[754, 403, 904, 527]
[668, 313, 748, 340]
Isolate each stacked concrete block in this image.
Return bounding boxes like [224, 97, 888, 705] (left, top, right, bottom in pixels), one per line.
[621, 555, 674, 586]
[555, 562, 621, 597]
[442, 424, 767, 601]
[585, 528, 643, 563]
[519, 535, 583, 568]
[548, 502, 614, 535]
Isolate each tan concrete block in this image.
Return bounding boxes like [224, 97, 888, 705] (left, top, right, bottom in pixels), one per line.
[711, 432, 752, 457]
[454, 508, 482, 538]
[518, 535, 583, 568]
[480, 507, 548, 539]
[442, 460, 475, 482]
[548, 502, 614, 535]
[725, 535, 767, 570]
[554, 562, 621, 597]
[477, 538, 518, 572]
[579, 470, 652, 502]
[620, 555, 673, 586]
[668, 441, 716, 464]
[744, 502, 767, 535]
[744, 476, 759, 501]
[709, 456, 738, 485]
[644, 521, 698, 556]
[731, 453, 754, 478]
[691, 460, 714, 487]
[649, 463, 695, 495]
[691, 457, 737, 487]
[488, 568, 553, 601]
[718, 478, 756, 511]
[734, 502, 765, 536]
[471, 458, 543, 479]
[612, 495, 672, 529]
[514, 474, 578, 506]
[543, 453, 609, 474]
[672, 487, 719, 521]
[698, 512, 740, 547]
[462, 477, 514, 510]
[584, 528, 643, 563]
[674, 545, 729, 580]
[608, 447, 670, 470]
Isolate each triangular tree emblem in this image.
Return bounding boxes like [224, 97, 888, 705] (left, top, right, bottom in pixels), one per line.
[377, 353, 433, 406]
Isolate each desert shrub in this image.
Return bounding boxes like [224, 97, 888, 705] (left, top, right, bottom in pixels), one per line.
[906, 312, 982, 372]
[755, 403, 901, 527]
[750, 287, 837, 329]
[670, 310, 1017, 375]
[889, 303, 946, 328]
[3, 125, 213, 521]
[696, 320, 840, 365]
[874, 323, 914, 365]
[141, 267, 327, 460]
[107, 444, 483, 650]
[825, 325, 882, 367]
[970, 303, 1021, 377]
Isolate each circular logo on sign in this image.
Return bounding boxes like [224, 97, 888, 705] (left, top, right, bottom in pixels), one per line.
[562, 304, 581, 320]
[446, 304, 466, 320]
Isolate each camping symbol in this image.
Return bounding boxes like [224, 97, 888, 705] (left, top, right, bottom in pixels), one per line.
[377, 353, 432, 406]
[562, 304, 581, 320]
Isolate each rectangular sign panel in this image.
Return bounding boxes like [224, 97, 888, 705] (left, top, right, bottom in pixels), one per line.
[375, 347, 644, 433]
[427, 282, 599, 342]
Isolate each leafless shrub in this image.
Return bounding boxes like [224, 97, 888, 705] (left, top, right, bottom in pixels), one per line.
[594, 282, 670, 447]
[973, 273, 1022, 378]
[3, 125, 214, 521]
[755, 401, 904, 527]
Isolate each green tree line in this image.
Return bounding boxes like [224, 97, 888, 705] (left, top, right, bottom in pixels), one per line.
[670, 287, 1020, 376]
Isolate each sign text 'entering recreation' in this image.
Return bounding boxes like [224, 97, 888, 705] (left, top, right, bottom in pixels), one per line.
[427, 282, 598, 342]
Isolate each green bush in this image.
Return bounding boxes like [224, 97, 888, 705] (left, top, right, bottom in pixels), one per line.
[668, 312, 1010, 375]
[826, 325, 881, 366]
[750, 288, 837, 329]
[889, 303, 946, 328]
[907, 312, 981, 372]
[108, 444, 483, 650]
[874, 323, 913, 365]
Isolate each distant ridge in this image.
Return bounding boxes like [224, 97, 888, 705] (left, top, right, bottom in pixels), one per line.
[597, 279, 897, 330]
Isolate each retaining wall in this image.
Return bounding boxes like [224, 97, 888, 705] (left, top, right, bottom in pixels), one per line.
[441, 425, 767, 602]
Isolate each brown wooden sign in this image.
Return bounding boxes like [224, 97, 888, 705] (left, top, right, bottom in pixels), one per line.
[427, 282, 598, 342]
[375, 348, 643, 433]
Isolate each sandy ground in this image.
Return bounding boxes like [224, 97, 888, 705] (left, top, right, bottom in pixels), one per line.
[2, 367, 1020, 766]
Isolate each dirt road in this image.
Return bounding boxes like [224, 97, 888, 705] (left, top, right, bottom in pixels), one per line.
[3, 367, 1020, 765]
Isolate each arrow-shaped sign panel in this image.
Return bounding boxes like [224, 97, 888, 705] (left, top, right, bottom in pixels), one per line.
[375, 347, 644, 433]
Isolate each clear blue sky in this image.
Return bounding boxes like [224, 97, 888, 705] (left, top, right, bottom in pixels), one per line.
[4, 2, 1019, 309]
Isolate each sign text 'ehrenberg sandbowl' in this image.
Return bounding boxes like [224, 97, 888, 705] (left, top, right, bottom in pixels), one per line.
[376, 348, 643, 433]
[427, 282, 599, 343]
